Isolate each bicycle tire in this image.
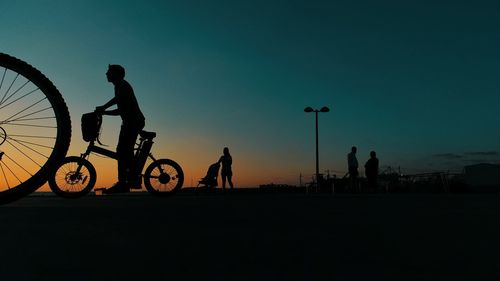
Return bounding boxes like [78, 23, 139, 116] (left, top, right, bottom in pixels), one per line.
[0, 53, 71, 204]
[144, 158, 184, 196]
[48, 156, 96, 198]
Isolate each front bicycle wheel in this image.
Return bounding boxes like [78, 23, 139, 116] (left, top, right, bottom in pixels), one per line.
[48, 156, 96, 198]
[144, 159, 184, 196]
[0, 53, 71, 204]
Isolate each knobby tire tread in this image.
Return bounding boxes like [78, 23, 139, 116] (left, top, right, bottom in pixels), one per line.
[0, 53, 71, 204]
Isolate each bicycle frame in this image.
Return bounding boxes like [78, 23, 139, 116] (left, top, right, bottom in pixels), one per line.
[49, 122, 185, 197]
[77, 132, 158, 177]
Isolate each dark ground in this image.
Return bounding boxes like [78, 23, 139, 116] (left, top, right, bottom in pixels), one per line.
[0, 189, 497, 281]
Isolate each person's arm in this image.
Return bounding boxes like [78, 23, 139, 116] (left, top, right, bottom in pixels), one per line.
[96, 97, 119, 115]
[103, 108, 120, 116]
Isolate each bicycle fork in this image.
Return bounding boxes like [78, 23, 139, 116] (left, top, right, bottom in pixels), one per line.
[72, 144, 95, 185]
[71, 158, 88, 185]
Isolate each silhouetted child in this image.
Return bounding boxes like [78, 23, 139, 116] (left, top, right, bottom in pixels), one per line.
[348, 146, 359, 193]
[218, 147, 234, 190]
[364, 151, 379, 192]
[96, 65, 145, 194]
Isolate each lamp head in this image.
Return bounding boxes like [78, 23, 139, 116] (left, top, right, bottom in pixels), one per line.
[304, 107, 313, 113]
[320, 106, 330, 113]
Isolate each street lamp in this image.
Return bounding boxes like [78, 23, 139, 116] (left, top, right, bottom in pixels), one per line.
[304, 106, 330, 189]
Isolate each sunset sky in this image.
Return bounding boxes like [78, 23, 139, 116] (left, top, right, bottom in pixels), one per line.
[1, 0, 499, 188]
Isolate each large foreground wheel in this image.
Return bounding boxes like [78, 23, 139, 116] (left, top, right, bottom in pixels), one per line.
[48, 156, 96, 198]
[0, 53, 71, 204]
[144, 159, 184, 196]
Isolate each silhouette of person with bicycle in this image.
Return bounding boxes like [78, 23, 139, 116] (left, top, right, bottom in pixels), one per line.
[96, 65, 145, 194]
[218, 147, 234, 190]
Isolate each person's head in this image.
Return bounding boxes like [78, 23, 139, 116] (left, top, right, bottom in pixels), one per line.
[223, 147, 230, 156]
[106, 64, 125, 83]
[370, 151, 376, 158]
[351, 146, 357, 153]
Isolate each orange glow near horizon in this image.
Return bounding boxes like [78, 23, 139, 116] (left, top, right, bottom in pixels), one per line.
[35, 131, 308, 192]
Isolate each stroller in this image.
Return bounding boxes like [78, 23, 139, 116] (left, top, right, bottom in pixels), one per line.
[197, 162, 220, 189]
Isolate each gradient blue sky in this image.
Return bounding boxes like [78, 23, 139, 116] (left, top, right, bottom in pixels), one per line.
[1, 0, 499, 187]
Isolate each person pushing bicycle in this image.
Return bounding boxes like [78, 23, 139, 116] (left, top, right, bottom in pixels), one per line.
[95, 64, 145, 194]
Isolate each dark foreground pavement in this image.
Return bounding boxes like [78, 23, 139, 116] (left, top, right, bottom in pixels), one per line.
[0, 190, 497, 281]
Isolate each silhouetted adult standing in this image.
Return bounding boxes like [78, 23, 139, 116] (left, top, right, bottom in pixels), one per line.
[218, 147, 234, 190]
[348, 146, 359, 193]
[364, 151, 379, 192]
[96, 65, 145, 194]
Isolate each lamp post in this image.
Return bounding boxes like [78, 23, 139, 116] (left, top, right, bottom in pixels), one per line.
[304, 106, 330, 189]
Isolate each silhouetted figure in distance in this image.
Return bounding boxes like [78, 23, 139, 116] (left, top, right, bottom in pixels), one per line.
[96, 64, 145, 194]
[218, 147, 234, 190]
[364, 151, 379, 192]
[348, 146, 359, 193]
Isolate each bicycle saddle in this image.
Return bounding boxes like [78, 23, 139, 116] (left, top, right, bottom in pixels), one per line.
[140, 130, 156, 139]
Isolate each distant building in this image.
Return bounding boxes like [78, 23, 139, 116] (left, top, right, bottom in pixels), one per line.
[464, 164, 500, 187]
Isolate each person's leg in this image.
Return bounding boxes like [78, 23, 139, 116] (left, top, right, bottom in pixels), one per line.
[221, 174, 227, 190]
[348, 167, 355, 193]
[116, 125, 128, 185]
[356, 170, 361, 193]
[228, 174, 234, 189]
[126, 129, 141, 187]
[355, 174, 360, 193]
[105, 126, 132, 193]
[117, 125, 139, 187]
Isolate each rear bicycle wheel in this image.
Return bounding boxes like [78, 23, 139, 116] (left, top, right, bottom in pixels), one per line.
[48, 156, 96, 198]
[144, 159, 184, 196]
[0, 53, 71, 204]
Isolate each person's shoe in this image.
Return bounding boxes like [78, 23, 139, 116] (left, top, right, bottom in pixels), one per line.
[127, 178, 142, 190]
[103, 182, 130, 194]
[129, 184, 142, 190]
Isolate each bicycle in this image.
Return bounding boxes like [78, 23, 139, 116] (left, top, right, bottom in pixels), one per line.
[48, 112, 184, 198]
[0, 53, 71, 204]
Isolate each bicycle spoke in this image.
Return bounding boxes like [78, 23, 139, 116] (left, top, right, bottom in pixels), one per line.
[7, 138, 50, 159]
[0, 72, 18, 106]
[3, 116, 55, 122]
[7, 138, 54, 150]
[2, 97, 48, 123]
[0, 68, 6, 95]
[0, 157, 24, 184]
[0, 162, 11, 189]
[58, 161, 71, 175]
[8, 134, 55, 140]
[2, 123, 57, 129]
[0, 111, 55, 125]
[0, 80, 31, 109]
[0, 87, 41, 112]
[5, 140, 43, 169]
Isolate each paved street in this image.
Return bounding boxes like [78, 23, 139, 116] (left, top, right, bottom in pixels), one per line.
[0, 191, 496, 280]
